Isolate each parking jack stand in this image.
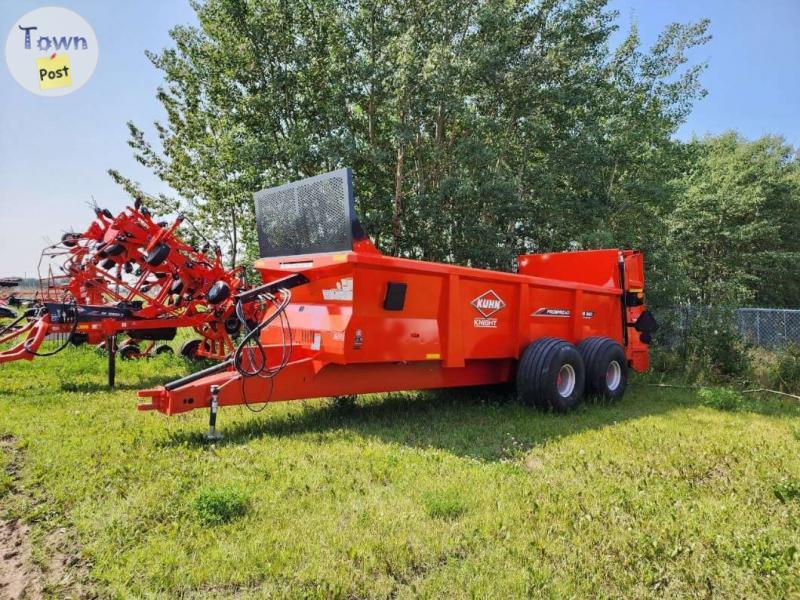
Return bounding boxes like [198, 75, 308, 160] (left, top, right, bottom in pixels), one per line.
[206, 385, 222, 441]
[107, 335, 117, 388]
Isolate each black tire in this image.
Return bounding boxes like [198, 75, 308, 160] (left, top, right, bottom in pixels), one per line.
[153, 343, 173, 356]
[104, 243, 125, 256]
[119, 344, 141, 360]
[145, 243, 170, 267]
[170, 279, 184, 294]
[224, 315, 241, 335]
[206, 281, 230, 305]
[577, 337, 628, 401]
[180, 339, 203, 361]
[100, 258, 116, 270]
[61, 232, 80, 247]
[517, 337, 585, 412]
[69, 332, 88, 346]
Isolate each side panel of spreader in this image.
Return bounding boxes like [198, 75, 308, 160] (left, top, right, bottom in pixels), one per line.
[257, 251, 628, 367]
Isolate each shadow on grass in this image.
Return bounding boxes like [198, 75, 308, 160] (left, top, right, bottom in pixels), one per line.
[58, 377, 175, 392]
[57, 358, 214, 392]
[161, 384, 713, 461]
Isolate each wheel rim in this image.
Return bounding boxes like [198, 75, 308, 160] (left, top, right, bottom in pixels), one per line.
[606, 360, 622, 391]
[556, 364, 576, 397]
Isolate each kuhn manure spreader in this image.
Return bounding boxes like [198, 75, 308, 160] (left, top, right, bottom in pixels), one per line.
[0, 202, 263, 385]
[138, 168, 657, 436]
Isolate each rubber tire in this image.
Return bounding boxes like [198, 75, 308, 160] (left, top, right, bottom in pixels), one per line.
[153, 344, 173, 356]
[104, 243, 125, 256]
[61, 232, 80, 247]
[224, 316, 241, 335]
[145, 243, 170, 267]
[180, 339, 203, 361]
[170, 279, 184, 294]
[69, 332, 88, 346]
[577, 336, 628, 400]
[206, 281, 230, 305]
[119, 344, 141, 360]
[100, 258, 116, 270]
[517, 337, 585, 412]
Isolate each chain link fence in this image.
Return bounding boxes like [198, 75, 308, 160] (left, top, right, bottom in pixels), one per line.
[656, 307, 800, 349]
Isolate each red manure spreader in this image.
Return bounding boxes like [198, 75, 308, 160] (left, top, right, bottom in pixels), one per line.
[138, 169, 657, 436]
[0, 203, 263, 384]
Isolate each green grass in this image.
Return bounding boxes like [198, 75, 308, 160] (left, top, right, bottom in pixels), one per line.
[1, 346, 800, 597]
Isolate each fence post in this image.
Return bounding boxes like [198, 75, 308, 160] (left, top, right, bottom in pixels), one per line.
[756, 311, 760, 346]
[784, 310, 788, 345]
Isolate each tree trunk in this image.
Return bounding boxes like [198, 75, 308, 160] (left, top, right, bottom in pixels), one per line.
[230, 204, 238, 268]
[392, 113, 406, 256]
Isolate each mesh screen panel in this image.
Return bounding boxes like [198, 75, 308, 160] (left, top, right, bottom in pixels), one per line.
[254, 168, 356, 257]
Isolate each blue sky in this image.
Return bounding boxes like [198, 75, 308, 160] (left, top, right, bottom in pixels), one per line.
[1, 0, 798, 277]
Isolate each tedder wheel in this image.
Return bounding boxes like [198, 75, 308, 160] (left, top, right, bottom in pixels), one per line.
[577, 337, 628, 401]
[61, 232, 79, 247]
[104, 243, 125, 256]
[145, 242, 170, 267]
[100, 258, 116, 270]
[153, 343, 174, 356]
[517, 337, 585, 412]
[69, 332, 88, 346]
[180, 339, 204, 361]
[119, 344, 141, 360]
[206, 281, 230, 305]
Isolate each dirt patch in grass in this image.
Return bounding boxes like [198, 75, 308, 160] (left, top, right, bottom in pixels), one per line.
[0, 518, 42, 600]
[524, 455, 545, 471]
[0, 437, 93, 600]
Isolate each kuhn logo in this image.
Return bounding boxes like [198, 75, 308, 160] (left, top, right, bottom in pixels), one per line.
[471, 290, 506, 318]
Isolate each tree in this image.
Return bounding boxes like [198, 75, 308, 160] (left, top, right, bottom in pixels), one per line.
[110, 0, 709, 272]
[667, 132, 800, 307]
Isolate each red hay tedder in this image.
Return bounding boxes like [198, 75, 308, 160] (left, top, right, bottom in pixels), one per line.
[137, 169, 658, 438]
[0, 202, 263, 384]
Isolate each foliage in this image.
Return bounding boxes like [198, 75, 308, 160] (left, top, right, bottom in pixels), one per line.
[330, 394, 358, 412]
[773, 480, 800, 504]
[3, 347, 800, 596]
[745, 345, 800, 395]
[775, 345, 800, 392]
[192, 486, 250, 524]
[666, 133, 800, 307]
[663, 307, 750, 381]
[111, 0, 709, 271]
[697, 387, 744, 412]
[422, 487, 469, 520]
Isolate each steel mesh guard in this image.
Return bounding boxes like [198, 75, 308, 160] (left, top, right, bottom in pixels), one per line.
[254, 168, 357, 258]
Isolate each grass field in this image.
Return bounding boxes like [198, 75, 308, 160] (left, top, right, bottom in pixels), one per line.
[1, 345, 799, 598]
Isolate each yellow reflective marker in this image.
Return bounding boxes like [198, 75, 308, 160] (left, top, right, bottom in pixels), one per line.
[425, 353, 441, 360]
[36, 53, 72, 90]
